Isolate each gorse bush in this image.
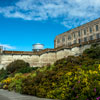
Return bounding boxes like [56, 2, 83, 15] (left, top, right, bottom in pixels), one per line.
[0, 43, 100, 100]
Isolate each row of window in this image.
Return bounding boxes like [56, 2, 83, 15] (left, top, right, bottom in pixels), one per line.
[57, 25, 99, 44]
[68, 33, 100, 46]
[68, 25, 99, 40]
[57, 33, 100, 46]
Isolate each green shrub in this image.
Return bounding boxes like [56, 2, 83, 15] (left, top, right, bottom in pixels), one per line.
[17, 67, 38, 73]
[83, 44, 100, 59]
[8, 73, 25, 93]
[6, 60, 30, 73]
[0, 68, 8, 81]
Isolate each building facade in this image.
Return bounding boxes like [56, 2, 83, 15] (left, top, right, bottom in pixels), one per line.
[54, 18, 100, 48]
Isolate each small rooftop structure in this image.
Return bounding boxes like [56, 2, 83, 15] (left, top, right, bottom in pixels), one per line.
[32, 43, 44, 52]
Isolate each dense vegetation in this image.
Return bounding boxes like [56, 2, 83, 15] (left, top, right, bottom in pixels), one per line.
[0, 60, 38, 81]
[0, 43, 100, 100]
[7, 60, 32, 74]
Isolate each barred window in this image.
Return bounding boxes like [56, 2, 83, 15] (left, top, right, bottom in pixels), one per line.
[73, 33, 76, 38]
[84, 29, 87, 35]
[90, 27, 92, 33]
[89, 35, 93, 40]
[78, 31, 81, 37]
[84, 37, 87, 42]
[96, 25, 99, 31]
[96, 33, 100, 39]
[78, 39, 82, 44]
[68, 35, 71, 40]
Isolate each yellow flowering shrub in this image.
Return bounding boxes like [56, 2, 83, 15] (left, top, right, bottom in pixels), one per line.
[98, 64, 100, 71]
[1, 77, 12, 85]
[0, 77, 12, 89]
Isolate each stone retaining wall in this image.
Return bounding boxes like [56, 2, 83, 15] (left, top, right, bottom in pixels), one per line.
[0, 44, 91, 69]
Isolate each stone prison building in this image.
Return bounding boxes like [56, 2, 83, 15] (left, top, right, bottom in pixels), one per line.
[0, 18, 100, 69]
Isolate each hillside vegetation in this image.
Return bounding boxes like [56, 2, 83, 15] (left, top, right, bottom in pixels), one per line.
[0, 43, 100, 100]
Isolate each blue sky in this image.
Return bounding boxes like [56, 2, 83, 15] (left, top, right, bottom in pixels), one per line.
[0, 0, 100, 51]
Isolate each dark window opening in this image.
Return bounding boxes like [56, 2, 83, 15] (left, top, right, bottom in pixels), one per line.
[96, 33, 100, 39]
[68, 35, 71, 40]
[78, 39, 82, 44]
[84, 29, 87, 35]
[84, 37, 87, 42]
[96, 25, 99, 31]
[73, 33, 76, 38]
[89, 35, 93, 40]
[90, 27, 92, 33]
[78, 31, 81, 37]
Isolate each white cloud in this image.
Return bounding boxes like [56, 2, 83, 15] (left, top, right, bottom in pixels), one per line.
[0, 0, 100, 28]
[0, 44, 16, 50]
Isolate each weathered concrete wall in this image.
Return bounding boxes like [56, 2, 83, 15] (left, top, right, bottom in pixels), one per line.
[0, 44, 91, 69]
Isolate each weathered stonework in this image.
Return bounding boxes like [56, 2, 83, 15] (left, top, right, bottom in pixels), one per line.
[0, 43, 93, 69]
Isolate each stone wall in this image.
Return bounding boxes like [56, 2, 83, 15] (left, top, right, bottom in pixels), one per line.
[0, 44, 91, 69]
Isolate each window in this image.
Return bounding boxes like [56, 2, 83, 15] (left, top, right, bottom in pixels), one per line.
[96, 25, 99, 31]
[68, 35, 71, 40]
[84, 37, 87, 42]
[90, 27, 92, 33]
[78, 39, 82, 44]
[84, 29, 87, 35]
[73, 40, 77, 44]
[62, 37, 65, 42]
[89, 35, 93, 40]
[68, 42, 71, 46]
[73, 33, 76, 38]
[78, 31, 81, 37]
[96, 33, 100, 39]
[57, 39, 60, 44]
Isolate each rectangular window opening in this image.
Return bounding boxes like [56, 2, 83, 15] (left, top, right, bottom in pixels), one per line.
[89, 35, 93, 40]
[84, 29, 87, 35]
[96, 25, 99, 31]
[84, 37, 87, 42]
[90, 27, 92, 33]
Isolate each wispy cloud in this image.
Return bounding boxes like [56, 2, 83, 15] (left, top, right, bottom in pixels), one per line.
[0, 0, 100, 28]
[0, 44, 16, 50]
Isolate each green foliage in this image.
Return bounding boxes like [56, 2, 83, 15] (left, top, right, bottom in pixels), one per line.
[83, 43, 100, 59]
[0, 68, 8, 81]
[6, 60, 30, 73]
[8, 73, 25, 93]
[17, 67, 38, 74]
